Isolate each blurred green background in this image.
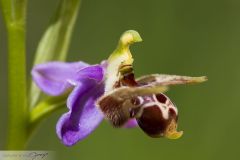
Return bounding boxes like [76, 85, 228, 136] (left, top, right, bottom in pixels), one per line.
[1, 0, 240, 159]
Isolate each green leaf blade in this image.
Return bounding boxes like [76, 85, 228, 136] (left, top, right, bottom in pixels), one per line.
[30, 0, 81, 108]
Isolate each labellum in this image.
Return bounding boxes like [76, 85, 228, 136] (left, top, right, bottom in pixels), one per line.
[96, 30, 206, 140]
[97, 64, 182, 139]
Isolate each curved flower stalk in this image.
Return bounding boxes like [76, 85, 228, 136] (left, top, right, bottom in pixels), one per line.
[32, 30, 207, 146]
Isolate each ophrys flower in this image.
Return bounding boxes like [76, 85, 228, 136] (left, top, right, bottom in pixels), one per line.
[32, 30, 207, 146]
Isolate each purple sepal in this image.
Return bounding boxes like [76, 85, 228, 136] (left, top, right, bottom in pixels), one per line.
[56, 80, 104, 146]
[31, 61, 89, 96]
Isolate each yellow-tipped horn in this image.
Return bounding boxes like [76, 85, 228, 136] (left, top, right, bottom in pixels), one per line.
[164, 120, 183, 140]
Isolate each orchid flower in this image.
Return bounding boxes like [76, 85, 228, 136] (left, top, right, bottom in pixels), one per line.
[32, 30, 207, 146]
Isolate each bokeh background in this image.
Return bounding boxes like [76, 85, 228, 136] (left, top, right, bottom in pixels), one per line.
[1, 0, 240, 159]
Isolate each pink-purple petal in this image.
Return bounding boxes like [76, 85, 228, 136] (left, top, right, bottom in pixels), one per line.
[124, 119, 138, 128]
[56, 78, 105, 146]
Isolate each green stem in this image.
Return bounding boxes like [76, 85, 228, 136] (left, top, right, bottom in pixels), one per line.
[7, 25, 28, 149]
[0, 0, 28, 149]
